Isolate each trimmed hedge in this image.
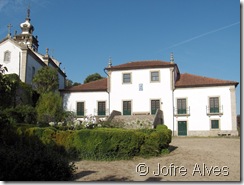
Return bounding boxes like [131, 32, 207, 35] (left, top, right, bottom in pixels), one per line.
[0, 123, 75, 181]
[19, 124, 172, 160]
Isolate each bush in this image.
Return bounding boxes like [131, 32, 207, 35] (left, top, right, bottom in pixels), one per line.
[68, 129, 145, 160]
[36, 92, 63, 124]
[22, 126, 172, 160]
[1, 105, 37, 124]
[0, 122, 75, 181]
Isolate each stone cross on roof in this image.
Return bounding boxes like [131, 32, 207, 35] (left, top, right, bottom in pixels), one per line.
[7, 24, 12, 37]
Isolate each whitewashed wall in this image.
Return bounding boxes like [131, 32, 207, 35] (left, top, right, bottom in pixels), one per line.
[58, 72, 65, 89]
[26, 54, 43, 84]
[174, 85, 236, 135]
[0, 40, 22, 75]
[109, 68, 174, 129]
[63, 91, 108, 116]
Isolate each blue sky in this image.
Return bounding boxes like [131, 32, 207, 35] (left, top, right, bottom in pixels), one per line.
[0, 0, 241, 114]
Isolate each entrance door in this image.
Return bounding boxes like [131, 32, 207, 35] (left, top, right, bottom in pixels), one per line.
[123, 101, 131, 115]
[178, 121, 187, 136]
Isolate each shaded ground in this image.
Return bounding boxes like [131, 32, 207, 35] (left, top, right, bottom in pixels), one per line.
[73, 137, 240, 182]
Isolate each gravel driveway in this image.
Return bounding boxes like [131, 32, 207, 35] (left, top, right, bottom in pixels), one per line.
[73, 137, 240, 182]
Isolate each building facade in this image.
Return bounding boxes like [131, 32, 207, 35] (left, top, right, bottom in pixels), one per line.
[0, 9, 66, 89]
[61, 58, 238, 136]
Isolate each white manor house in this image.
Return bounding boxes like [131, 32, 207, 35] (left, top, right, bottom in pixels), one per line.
[0, 9, 239, 137]
[61, 56, 239, 136]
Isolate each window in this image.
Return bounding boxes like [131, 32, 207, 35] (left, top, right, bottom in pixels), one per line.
[77, 102, 84, 116]
[98, 101, 106, 116]
[123, 73, 131, 83]
[209, 97, 219, 113]
[151, 100, 160, 115]
[151, 71, 159, 82]
[4, 51, 11, 62]
[211, 120, 219, 129]
[177, 99, 187, 114]
[32, 67, 36, 80]
[123, 101, 131, 115]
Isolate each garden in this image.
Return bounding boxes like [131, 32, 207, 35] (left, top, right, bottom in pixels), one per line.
[0, 65, 172, 181]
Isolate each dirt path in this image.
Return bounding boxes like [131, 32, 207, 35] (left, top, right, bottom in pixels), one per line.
[73, 137, 240, 181]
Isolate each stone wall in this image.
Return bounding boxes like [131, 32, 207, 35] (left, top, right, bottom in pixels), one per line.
[173, 130, 239, 137]
[111, 115, 155, 129]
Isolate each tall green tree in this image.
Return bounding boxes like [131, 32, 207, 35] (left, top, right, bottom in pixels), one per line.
[84, 73, 104, 84]
[33, 66, 59, 94]
[36, 92, 63, 123]
[0, 73, 20, 108]
[65, 79, 73, 87]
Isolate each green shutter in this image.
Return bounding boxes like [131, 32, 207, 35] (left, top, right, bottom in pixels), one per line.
[151, 100, 160, 115]
[177, 99, 187, 114]
[123, 101, 131, 115]
[98, 102, 106, 116]
[211, 120, 219, 129]
[77, 102, 84, 116]
[210, 97, 219, 113]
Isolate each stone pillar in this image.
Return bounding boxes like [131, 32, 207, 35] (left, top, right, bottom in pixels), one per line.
[19, 49, 28, 82]
[107, 71, 111, 114]
[230, 86, 237, 131]
[170, 68, 175, 91]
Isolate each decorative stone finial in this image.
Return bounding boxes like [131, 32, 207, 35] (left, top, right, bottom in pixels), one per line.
[108, 57, 112, 68]
[27, 5, 31, 20]
[170, 52, 174, 63]
[7, 24, 12, 38]
[46, 48, 49, 55]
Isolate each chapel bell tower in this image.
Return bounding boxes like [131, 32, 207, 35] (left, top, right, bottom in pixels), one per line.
[13, 7, 39, 51]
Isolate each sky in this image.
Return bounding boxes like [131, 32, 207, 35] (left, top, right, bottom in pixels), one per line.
[0, 0, 241, 114]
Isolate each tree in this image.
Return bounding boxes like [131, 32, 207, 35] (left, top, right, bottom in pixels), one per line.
[35, 92, 63, 123]
[32, 66, 59, 94]
[65, 79, 73, 87]
[65, 79, 81, 87]
[84, 73, 104, 84]
[0, 73, 20, 108]
[73, 82, 81, 86]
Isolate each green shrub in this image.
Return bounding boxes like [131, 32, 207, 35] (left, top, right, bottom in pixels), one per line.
[36, 92, 63, 124]
[0, 123, 75, 181]
[156, 124, 168, 131]
[1, 105, 37, 124]
[69, 128, 145, 160]
[15, 125, 172, 161]
[156, 124, 172, 148]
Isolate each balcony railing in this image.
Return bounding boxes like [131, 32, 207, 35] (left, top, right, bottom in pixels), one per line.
[174, 107, 190, 117]
[206, 105, 223, 116]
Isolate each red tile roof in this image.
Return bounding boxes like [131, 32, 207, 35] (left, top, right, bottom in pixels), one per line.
[106, 60, 176, 71]
[61, 71, 238, 92]
[175, 73, 239, 88]
[61, 78, 107, 92]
